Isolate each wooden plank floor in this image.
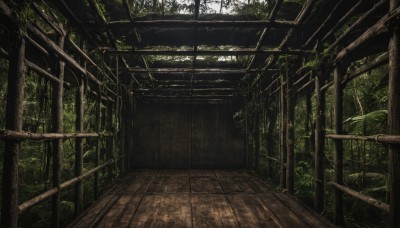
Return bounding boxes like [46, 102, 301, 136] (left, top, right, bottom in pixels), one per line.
[70, 170, 336, 228]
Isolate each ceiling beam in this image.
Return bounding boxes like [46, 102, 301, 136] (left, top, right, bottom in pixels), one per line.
[126, 68, 278, 74]
[104, 49, 312, 56]
[108, 20, 297, 28]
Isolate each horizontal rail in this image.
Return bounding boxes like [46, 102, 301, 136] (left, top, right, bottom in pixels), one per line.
[329, 182, 390, 213]
[127, 68, 278, 74]
[109, 20, 296, 28]
[0, 130, 113, 141]
[18, 158, 117, 214]
[105, 49, 312, 56]
[325, 134, 400, 144]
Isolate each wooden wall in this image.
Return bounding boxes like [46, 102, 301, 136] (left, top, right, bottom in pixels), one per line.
[132, 102, 245, 169]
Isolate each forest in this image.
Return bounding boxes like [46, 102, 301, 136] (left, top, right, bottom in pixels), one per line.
[1, 0, 399, 227]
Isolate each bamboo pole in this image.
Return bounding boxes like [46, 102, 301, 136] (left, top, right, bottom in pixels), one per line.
[333, 59, 345, 226]
[314, 67, 326, 213]
[74, 73, 84, 216]
[126, 68, 276, 74]
[286, 67, 295, 194]
[303, 0, 344, 48]
[329, 182, 390, 213]
[1, 22, 26, 228]
[0, 130, 112, 140]
[51, 33, 65, 228]
[321, 0, 363, 42]
[29, 26, 102, 85]
[94, 86, 101, 199]
[108, 19, 297, 27]
[105, 49, 310, 56]
[280, 73, 287, 188]
[107, 99, 113, 183]
[18, 158, 117, 214]
[325, 134, 400, 144]
[388, 0, 400, 226]
[327, 0, 387, 52]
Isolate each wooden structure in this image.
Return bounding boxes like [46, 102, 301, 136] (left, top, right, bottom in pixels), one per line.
[0, 0, 399, 227]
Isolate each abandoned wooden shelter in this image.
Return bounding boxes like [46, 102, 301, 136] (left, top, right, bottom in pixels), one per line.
[0, 0, 400, 227]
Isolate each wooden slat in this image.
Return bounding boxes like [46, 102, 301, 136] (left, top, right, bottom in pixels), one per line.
[274, 193, 337, 228]
[190, 177, 224, 193]
[192, 195, 239, 227]
[73, 194, 120, 228]
[129, 194, 192, 227]
[257, 193, 308, 227]
[228, 194, 280, 227]
[70, 170, 337, 227]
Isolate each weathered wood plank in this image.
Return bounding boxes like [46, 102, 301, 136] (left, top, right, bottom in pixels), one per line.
[274, 193, 337, 228]
[129, 194, 192, 227]
[73, 194, 120, 228]
[190, 177, 224, 193]
[192, 194, 239, 227]
[146, 176, 190, 193]
[97, 195, 134, 228]
[257, 193, 307, 227]
[228, 194, 280, 227]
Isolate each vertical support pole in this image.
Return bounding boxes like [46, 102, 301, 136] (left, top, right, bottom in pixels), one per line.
[245, 104, 249, 168]
[1, 25, 26, 228]
[280, 72, 287, 188]
[314, 68, 326, 213]
[51, 33, 65, 228]
[74, 75, 84, 216]
[333, 60, 344, 226]
[286, 67, 295, 194]
[254, 99, 260, 171]
[94, 87, 100, 199]
[107, 99, 113, 182]
[388, 1, 400, 227]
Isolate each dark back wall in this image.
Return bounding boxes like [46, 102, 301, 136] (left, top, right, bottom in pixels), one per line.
[132, 102, 245, 169]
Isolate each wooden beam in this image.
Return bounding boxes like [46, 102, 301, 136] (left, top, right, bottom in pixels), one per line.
[314, 67, 326, 213]
[74, 76, 84, 216]
[286, 67, 295, 194]
[329, 182, 390, 213]
[320, 52, 389, 92]
[388, 1, 400, 226]
[335, 12, 390, 62]
[328, 0, 388, 53]
[321, 0, 364, 42]
[18, 158, 116, 214]
[141, 95, 234, 99]
[29, 26, 102, 85]
[108, 19, 297, 28]
[126, 68, 276, 74]
[280, 73, 287, 189]
[303, 0, 344, 48]
[325, 134, 400, 143]
[105, 49, 311, 56]
[51, 33, 65, 228]
[1, 22, 26, 228]
[333, 60, 345, 226]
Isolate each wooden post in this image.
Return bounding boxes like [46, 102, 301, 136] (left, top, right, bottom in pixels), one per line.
[286, 67, 295, 194]
[51, 33, 66, 228]
[266, 99, 278, 178]
[388, 0, 400, 227]
[74, 76, 84, 216]
[107, 99, 113, 182]
[254, 99, 260, 171]
[94, 86, 101, 199]
[280, 72, 287, 188]
[1, 24, 26, 228]
[333, 60, 345, 226]
[314, 68, 326, 213]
